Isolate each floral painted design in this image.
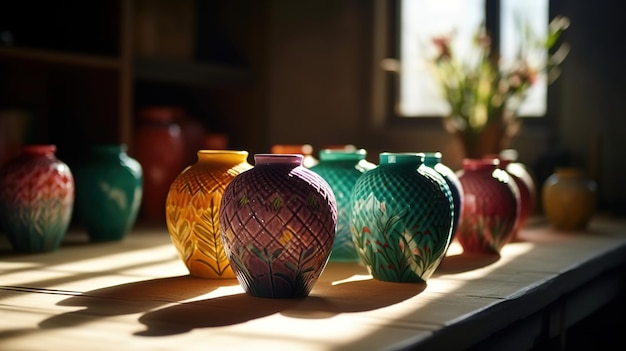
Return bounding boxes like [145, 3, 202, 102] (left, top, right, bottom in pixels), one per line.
[351, 193, 448, 283]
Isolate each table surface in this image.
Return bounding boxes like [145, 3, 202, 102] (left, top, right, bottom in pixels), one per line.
[1, 216, 626, 351]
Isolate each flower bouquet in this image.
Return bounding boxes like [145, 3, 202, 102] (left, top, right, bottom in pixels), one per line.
[431, 16, 570, 158]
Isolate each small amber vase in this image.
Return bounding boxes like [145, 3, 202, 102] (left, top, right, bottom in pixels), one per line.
[166, 150, 252, 278]
[542, 167, 597, 231]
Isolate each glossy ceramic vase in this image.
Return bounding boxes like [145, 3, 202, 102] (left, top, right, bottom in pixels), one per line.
[542, 167, 597, 231]
[219, 154, 337, 298]
[133, 106, 185, 223]
[350, 153, 453, 283]
[455, 158, 520, 254]
[0, 145, 74, 252]
[423, 152, 464, 241]
[74, 144, 143, 242]
[309, 148, 376, 261]
[496, 152, 536, 239]
[166, 150, 252, 279]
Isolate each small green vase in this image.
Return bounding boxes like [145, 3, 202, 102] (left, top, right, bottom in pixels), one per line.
[310, 148, 376, 261]
[74, 144, 143, 242]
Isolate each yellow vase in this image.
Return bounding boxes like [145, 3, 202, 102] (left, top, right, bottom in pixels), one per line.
[166, 150, 252, 278]
[542, 167, 597, 231]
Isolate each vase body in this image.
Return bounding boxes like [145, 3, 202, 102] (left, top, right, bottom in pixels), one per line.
[455, 158, 520, 254]
[309, 148, 376, 261]
[133, 106, 185, 223]
[0, 145, 74, 252]
[219, 154, 337, 297]
[166, 150, 252, 279]
[74, 144, 143, 242]
[350, 153, 453, 283]
[542, 168, 597, 231]
[423, 152, 464, 241]
[496, 151, 536, 239]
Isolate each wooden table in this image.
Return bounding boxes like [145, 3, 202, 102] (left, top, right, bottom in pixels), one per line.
[1, 217, 626, 351]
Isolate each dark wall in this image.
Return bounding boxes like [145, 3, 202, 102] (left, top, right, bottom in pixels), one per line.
[263, 0, 626, 214]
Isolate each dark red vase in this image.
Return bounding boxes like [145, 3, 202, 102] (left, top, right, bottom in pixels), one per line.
[133, 106, 185, 223]
[455, 158, 520, 254]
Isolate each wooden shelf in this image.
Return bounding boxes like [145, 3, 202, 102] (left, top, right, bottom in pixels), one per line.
[133, 57, 250, 87]
[0, 46, 121, 70]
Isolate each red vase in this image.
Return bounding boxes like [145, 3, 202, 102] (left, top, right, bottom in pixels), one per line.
[455, 158, 520, 254]
[498, 150, 536, 240]
[0, 144, 74, 252]
[133, 106, 185, 223]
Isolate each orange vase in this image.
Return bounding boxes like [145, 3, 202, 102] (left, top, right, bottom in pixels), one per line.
[165, 150, 252, 278]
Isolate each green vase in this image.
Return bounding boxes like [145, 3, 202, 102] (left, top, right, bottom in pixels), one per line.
[423, 152, 464, 241]
[74, 144, 143, 242]
[310, 148, 376, 261]
[350, 153, 453, 283]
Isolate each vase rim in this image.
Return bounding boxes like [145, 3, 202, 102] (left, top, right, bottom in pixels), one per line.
[463, 158, 499, 170]
[379, 152, 424, 165]
[21, 144, 57, 155]
[92, 144, 127, 152]
[254, 153, 303, 165]
[197, 150, 248, 156]
[319, 148, 366, 161]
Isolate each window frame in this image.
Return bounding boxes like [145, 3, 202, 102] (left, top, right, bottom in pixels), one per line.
[378, 0, 563, 131]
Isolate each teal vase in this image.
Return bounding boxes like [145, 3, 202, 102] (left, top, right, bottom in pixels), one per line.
[423, 152, 464, 241]
[350, 153, 453, 283]
[74, 144, 143, 242]
[310, 148, 376, 261]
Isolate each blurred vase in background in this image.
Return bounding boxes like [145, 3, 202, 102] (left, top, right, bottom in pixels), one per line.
[0, 145, 74, 252]
[74, 144, 143, 242]
[542, 167, 597, 231]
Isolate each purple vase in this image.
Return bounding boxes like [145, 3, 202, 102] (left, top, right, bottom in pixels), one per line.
[219, 154, 337, 298]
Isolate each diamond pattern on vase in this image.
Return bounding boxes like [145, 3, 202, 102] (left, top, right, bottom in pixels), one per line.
[350, 153, 453, 283]
[219, 154, 337, 298]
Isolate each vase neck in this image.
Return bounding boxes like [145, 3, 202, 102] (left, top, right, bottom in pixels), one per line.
[254, 154, 303, 167]
[422, 152, 442, 167]
[21, 144, 57, 158]
[379, 152, 424, 167]
[462, 158, 499, 171]
[92, 144, 126, 157]
[197, 150, 249, 165]
[319, 149, 366, 162]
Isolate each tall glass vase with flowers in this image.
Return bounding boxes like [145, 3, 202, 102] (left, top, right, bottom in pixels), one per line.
[431, 16, 570, 158]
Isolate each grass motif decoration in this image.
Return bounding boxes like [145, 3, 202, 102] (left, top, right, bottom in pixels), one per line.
[352, 193, 447, 283]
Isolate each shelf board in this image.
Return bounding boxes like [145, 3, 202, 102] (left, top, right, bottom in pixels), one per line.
[133, 57, 250, 87]
[0, 46, 121, 69]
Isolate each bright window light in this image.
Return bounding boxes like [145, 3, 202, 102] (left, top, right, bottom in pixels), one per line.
[398, 0, 549, 117]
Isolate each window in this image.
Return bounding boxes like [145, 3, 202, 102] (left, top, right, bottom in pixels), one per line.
[391, 0, 550, 119]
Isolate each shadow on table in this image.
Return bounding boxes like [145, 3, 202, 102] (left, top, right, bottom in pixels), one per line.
[433, 252, 501, 276]
[38, 275, 233, 329]
[135, 276, 426, 336]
